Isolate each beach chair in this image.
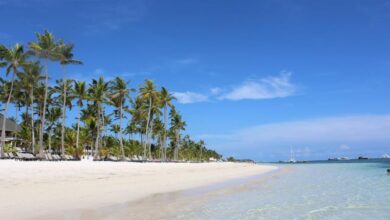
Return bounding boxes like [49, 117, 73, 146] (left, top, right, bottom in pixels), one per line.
[7, 152, 15, 159]
[16, 152, 35, 161]
[51, 154, 59, 161]
[47, 154, 54, 161]
[1, 153, 9, 159]
[137, 155, 146, 162]
[15, 152, 25, 160]
[107, 156, 118, 161]
[19, 153, 35, 161]
[43, 153, 50, 161]
[130, 155, 139, 162]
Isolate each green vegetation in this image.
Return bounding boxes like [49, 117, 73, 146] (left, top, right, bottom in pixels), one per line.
[0, 30, 222, 161]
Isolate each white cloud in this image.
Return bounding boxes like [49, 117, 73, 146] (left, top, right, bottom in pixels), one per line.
[210, 87, 222, 95]
[94, 68, 104, 75]
[176, 58, 198, 65]
[173, 72, 297, 104]
[219, 72, 296, 100]
[339, 144, 350, 150]
[200, 115, 390, 151]
[232, 115, 390, 142]
[120, 71, 152, 77]
[173, 91, 208, 104]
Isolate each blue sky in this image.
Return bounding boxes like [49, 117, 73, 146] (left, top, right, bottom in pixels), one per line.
[1, 0, 390, 161]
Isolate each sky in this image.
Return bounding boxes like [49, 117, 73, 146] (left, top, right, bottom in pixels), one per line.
[1, 0, 390, 161]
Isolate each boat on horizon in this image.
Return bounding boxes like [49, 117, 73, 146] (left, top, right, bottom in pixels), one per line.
[289, 147, 296, 163]
[358, 156, 369, 160]
[339, 157, 349, 160]
[328, 157, 349, 161]
[382, 154, 390, 159]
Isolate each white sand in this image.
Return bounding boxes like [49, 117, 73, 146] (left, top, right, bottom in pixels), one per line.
[0, 160, 277, 219]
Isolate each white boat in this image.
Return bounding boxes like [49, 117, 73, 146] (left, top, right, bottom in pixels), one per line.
[382, 154, 390, 159]
[289, 147, 296, 163]
[338, 157, 349, 160]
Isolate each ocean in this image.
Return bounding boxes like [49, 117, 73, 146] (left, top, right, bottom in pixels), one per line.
[169, 159, 390, 219]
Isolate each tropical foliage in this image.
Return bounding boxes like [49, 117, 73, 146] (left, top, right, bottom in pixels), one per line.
[0, 31, 222, 161]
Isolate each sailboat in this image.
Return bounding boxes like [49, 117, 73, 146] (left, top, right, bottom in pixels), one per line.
[382, 154, 390, 159]
[289, 147, 296, 163]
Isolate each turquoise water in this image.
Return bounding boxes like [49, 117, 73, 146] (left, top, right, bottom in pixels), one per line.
[172, 160, 390, 219]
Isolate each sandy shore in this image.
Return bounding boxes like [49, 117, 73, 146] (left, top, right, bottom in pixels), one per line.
[0, 160, 277, 219]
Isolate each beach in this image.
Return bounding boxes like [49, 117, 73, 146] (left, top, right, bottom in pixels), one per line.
[0, 161, 277, 219]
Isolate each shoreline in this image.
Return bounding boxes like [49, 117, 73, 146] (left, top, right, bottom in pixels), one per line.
[0, 160, 277, 219]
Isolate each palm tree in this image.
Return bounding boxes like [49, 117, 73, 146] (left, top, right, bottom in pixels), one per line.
[198, 140, 205, 161]
[159, 87, 175, 160]
[170, 109, 186, 161]
[109, 77, 132, 160]
[57, 43, 82, 156]
[88, 77, 109, 158]
[80, 104, 98, 155]
[139, 80, 158, 159]
[53, 79, 74, 155]
[0, 43, 28, 157]
[46, 107, 61, 153]
[110, 124, 120, 138]
[125, 122, 137, 141]
[152, 118, 164, 159]
[128, 97, 147, 147]
[28, 30, 62, 157]
[17, 62, 44, 153]
[73, 81, 87, 151]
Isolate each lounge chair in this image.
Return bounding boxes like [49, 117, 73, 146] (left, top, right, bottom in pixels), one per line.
[44, 153, 59, 161]
[130, 155, 144, 163]
[15, 152, 37, 161]
[107, 156, 118, 161]
[43, 153, 50, 161]
[64, 155, 76, 161]
[1, 153, 9, 159]
[51, 154, 60, 161]
[8, 152, 15, 159]
[47, 154, 54, 161]
[15, 152, 27, 160]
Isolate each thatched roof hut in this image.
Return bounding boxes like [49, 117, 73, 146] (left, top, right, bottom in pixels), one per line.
[0, 114, 21, 134]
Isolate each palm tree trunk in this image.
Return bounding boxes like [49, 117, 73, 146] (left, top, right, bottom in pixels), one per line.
[14, 104, 19, 141]
[144, 97, 152, 159]
[61, 81, 67, 156]
[94, 103, 101, 159]
[76, 104, 81, 150]
[39, 61, 49, 158]
[48, 128, 52, 152]
[30, 88, 35, 154]
[174, 131, 179, 161]
[163, 105, 167, 161]
[159, 136, 163, 160]
[100, 106, 105, 148]
[148, 120, 154, 160]
[119, 100, 125, 160]
[140, 132, 144, 158]
[0, 72, 15, 157]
